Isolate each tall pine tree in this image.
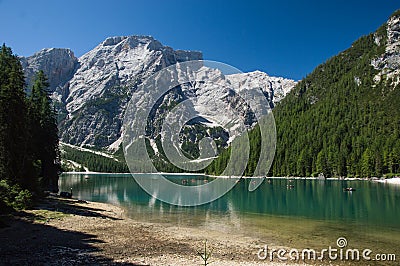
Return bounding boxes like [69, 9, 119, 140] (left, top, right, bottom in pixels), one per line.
[28, 70, 60, 192]
[0, 45, 61, 211]
[0, 44, 30, 186]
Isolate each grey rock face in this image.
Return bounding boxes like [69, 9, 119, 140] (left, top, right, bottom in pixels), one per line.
[61, 36, 205, 148]
[371, 13, 400, 86]
[20, 48, 78, 100]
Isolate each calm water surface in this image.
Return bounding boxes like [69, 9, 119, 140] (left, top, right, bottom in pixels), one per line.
[59, 173, 400, 255]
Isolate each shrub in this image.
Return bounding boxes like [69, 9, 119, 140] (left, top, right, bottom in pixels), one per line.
[0, 179, 33, 211]
[13, 189, 33, 210]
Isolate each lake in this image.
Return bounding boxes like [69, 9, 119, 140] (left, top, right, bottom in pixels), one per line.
[59, 173, 400, 262]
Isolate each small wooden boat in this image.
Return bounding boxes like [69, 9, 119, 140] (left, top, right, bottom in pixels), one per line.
[343, 187, 356, 192]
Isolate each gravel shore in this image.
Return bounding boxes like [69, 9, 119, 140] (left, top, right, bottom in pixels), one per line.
[0, 197, 343, 265]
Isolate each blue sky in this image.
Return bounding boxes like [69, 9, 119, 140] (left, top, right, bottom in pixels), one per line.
[0, 0, 398, 80]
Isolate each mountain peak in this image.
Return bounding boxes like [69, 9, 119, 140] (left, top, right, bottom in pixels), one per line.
[102, 35, 156, 47]
[20, 47, 78, 94]
[64, 35, 203, 118]
[21, 36, 295, 149]
[34, 47, 75, 56]
[99, 36, 202, 61]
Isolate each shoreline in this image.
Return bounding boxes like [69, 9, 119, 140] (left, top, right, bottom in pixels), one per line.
[0, 197, 304, 265]
[61, 171, 400, 184]
[2, 194, 398, 265]
[373, 177, 400, 185]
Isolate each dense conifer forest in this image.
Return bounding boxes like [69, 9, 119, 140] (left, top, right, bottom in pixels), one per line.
[206, 15, 400, 178]
[0, 45, 60, 211]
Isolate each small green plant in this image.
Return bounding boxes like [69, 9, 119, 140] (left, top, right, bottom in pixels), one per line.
[0, 180, 33, 211]
[29, 210, 68, 223]
[197, 239, 213, 266]
[13, 189, 33, 209]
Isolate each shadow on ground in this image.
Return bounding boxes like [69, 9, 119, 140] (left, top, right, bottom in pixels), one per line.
[33, 197, 124, 221]
[0, 197, 146, 266]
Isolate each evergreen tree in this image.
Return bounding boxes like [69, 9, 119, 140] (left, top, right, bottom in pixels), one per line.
[361, 148, 374, 178]
[0, 44, 30, 185]
[0, 44, 61, 211]
[28, 70, 60, 192]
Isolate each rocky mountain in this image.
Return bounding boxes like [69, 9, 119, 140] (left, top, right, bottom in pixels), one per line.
[20, 48, 78, 101]
[21, 36, 296, 161]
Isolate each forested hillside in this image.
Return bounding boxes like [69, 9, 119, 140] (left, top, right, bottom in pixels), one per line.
[205, 11, 400, 178]
[271, 11, 400, 178]
[61, 144, 128, 173]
